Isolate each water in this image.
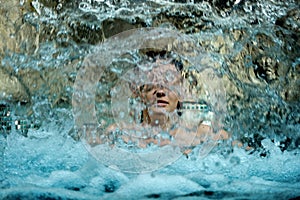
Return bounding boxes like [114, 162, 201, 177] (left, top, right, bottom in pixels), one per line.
[0, 0, 300, 199]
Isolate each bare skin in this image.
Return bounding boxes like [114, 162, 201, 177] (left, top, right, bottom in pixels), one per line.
[136, 83, 231, 154]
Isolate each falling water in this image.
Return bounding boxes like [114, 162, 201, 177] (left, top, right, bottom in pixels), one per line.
[0, 0, 299, 199]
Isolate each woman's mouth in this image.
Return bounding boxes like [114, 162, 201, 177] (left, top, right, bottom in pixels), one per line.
[156, 99, 169, 107]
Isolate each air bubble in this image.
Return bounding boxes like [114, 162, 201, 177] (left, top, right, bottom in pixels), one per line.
[203, 11, 213, 19]
[220, 11, 227, 18]
[79, 2, 91, 12]
[244, 2, 252, 12]
[56, 3, 63, 10]
[200, 2, 212, 12]
[31, 0, 41, 15]
[119, 112, 125, 119]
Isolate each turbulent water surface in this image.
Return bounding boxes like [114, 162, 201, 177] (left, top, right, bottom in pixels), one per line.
[0, 0, 300, 199]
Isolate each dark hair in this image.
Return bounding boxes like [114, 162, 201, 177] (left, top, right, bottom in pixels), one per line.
[143, 50, 183, 73]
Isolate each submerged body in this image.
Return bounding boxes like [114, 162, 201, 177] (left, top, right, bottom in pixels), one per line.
[87, 58, 236, 155]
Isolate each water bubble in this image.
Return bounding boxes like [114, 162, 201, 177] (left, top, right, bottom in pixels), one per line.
[277, 8, 286, 16]
[31, 0, 41, 15]
[220, 11, 227, 18]
[200, 1, 212, 12]
[243, 1, 252, 12]
[19, 0, 25, 6]
[229, 156, 240, 165]
[56, 3, 63, 10]
[119, 112, 125, 119]
[79, 2, 94, 12]
[202, 11, 213, 20]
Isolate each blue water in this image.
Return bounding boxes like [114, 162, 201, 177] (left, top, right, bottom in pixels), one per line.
[1, 0, 300, 199]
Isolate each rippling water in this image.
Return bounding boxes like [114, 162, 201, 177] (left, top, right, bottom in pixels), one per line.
[0, 0, 299, 199]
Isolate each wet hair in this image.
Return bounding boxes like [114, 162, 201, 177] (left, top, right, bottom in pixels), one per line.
[143, 50, 183, 72]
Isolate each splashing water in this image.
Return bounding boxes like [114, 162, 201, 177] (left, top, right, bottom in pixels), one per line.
[0, 0, 299, 199]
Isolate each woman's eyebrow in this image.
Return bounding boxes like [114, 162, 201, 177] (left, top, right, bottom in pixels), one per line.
[140, 84, 156, 92]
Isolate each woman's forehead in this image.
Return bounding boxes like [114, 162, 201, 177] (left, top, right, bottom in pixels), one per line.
[145, 61, 182, 84]
[153, 59, 178, 73]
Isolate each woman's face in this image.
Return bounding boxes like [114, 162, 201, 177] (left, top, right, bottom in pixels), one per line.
[139, 61, 182, 115]
[141, 84, 179, 113]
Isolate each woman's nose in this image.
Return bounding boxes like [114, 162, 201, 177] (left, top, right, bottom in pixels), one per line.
[154, 89, 166, 98]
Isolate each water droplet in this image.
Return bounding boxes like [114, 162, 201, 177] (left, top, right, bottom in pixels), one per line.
[19, 0, 25, 6]
[56, 3, 62, 10]
[119, 112, 125, 119]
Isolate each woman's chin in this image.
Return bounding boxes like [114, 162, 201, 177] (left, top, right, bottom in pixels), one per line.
[150, 106, 169, 114]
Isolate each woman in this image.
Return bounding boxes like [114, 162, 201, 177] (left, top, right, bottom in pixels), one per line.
[102, 54, 231, 155]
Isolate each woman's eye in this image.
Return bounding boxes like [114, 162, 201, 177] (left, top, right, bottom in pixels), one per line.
[144, 87, 153, 92]
[139, 85, 151, 92]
